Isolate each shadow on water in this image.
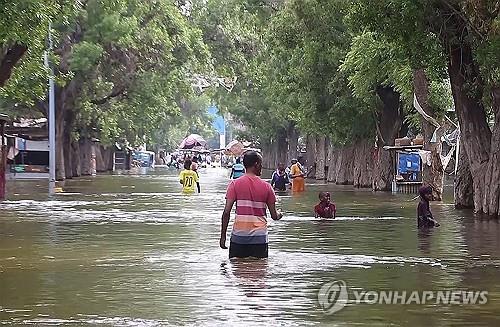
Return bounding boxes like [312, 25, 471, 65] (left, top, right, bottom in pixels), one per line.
[1, 167, 500, 326]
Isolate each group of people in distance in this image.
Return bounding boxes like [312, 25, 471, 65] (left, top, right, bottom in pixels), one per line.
[260, 158, 305, 192]
[178, 150, 439, 260]
[219, 151, 340, 259]
[230, 155, 336, 219]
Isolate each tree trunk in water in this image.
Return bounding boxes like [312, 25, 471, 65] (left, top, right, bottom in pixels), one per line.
[372, 148, 393, 191]
[326, 142, 337, 183]
[448, 42, 499, 216]
[72, 140, 81, 177]
[372, 86, 402, 191]
[95, 145, 115, 172]
[276, 128, 288, 167]
[485, 87, 500, 216]
[55, 87, 67, 181]
[63, 108, 74, 179]
[454, 137, 474, 208]
[100, 146, 114, 172]
[306, 135, 316, 178]
[287, 124, 299, 165]
[326, 140, 334, 182]
[335, 145, 355, 185]
[54, 78, 81, 180]
[0, 144, 6, 200]
[63, 133, 73, 179]
[413, 69, 444, 200]
[262, 139, 278, 170]
[353, 140, 373, 188]
[79, 138, 93, 176]
[316, 135, 326, 180]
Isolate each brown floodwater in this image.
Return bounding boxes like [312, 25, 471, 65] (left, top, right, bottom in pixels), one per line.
[1, 168, 499, 326]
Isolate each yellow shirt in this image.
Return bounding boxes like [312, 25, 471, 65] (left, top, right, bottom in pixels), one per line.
[179, 169, 199, 193]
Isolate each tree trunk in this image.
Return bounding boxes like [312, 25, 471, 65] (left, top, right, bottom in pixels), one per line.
[372, 148, 393, 191]
[335, 145, 355, 185]
[306, 135, 316, 178]
[79, 138, 93, 176]
[72, 140, 81, 177]
[63, 108, 74, 179]
[372, 85, 402, 191]
[448, 42, 498, 216]
[316, 135, 326, 180]
[287, 124, 299, 164]
[326, 140, 335, 182]
[454, 136, 474, 208]
[55, 86, 67, 181]
[276, 128, 288, 167]
[484, 87, 500, 216]
[353, 140, 373, 188]
[413, 68, 444, 200]
[326, 142, 339, 183]
[0, 143, 6, 201]
[53, 25, 84, 180]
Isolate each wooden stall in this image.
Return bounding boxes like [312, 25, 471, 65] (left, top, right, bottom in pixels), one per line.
[383, 144, 424, 194]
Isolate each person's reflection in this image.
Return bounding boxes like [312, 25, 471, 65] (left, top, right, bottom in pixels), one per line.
[417, 227, 434, 255]
[220, 258, 269, 298]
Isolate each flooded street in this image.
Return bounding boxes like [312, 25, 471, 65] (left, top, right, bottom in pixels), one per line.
[1, 168, 500, 326]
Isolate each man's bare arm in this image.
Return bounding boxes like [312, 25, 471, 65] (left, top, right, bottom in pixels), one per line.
[268, 202, 283, 221]
[220, 198, 235, 249]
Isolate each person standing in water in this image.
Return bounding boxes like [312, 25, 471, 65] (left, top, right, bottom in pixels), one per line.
[270, 163, 290, 192]
[290, 158, 305, 193]
[179, 159, 200, 194]
[417, 185, 440, 228]
[220, 151, 282, 258]
[230, 157, 245, 179]
[191, 156, 199, 175]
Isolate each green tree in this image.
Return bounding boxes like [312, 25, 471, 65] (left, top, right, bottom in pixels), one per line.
[345, 0, 500, 214]
[1, 0, 211, 180]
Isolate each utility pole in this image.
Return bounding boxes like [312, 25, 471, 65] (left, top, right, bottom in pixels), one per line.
[0, 114, 8, 200]
[45, 22, 56, 193]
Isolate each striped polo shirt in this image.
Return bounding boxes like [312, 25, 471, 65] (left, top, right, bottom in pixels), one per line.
[226, 174, 276, 244]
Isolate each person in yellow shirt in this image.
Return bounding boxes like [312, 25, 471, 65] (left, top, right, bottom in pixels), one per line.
[290, 158, 305, 193]
[179, 159, 200, 193]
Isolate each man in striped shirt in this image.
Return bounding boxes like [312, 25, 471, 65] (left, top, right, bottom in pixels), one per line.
[219, 151, 282, 258]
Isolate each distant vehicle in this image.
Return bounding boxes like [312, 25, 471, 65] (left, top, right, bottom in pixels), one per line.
[132, 151, 155, 168]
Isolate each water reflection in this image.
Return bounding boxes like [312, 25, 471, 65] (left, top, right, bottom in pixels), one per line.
[417, 228, 434, 255]
[221, 258, 269, 298]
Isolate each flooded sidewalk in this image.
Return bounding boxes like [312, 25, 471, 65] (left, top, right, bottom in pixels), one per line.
[1, 168, 500, 326]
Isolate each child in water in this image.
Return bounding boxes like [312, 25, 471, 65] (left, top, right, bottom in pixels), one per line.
[270, 163, 291, 191]
[314, 192, 336, 218]
[417, 185, 440, 228]
[179, 159, 200, 194]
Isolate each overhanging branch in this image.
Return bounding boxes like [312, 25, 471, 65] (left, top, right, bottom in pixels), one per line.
[90, 87, 126, 105]
[0, 43, 28, 87]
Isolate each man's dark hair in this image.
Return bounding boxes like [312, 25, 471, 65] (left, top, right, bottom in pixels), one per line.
[243, 151, 261, 168]
[235, 157, 241, 164]
[184, 159, 192, 170]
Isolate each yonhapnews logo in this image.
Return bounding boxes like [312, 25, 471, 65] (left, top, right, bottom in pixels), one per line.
[317, 280, 488, 315]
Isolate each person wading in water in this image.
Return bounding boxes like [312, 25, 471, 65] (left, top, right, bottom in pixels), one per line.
[417, 185, 440, 228]
[219, 151, 282, 258]
[230, 157, 245, 179]
[270, 163, 290, 192]
[290, 158, 306, 193]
